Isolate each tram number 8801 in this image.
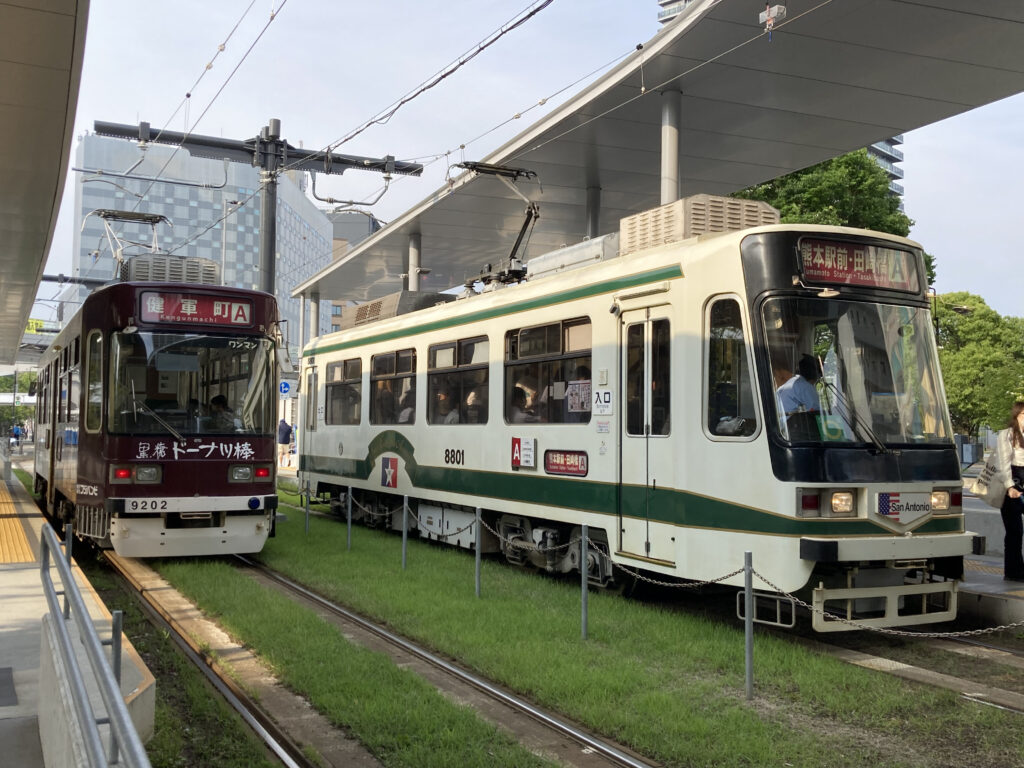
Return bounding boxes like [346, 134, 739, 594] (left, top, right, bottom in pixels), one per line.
[444, 449, 465, 466]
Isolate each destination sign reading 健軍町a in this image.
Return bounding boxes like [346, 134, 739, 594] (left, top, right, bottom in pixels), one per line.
[799, 239, 920, 293]
[140, 292, 253, 326]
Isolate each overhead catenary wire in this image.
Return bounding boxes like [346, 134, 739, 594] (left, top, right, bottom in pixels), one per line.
[91, 1, 289, 266]
[84, 0, 840, 297]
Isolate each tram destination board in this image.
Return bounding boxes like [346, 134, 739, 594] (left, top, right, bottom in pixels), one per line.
[798, 238, 920, 293]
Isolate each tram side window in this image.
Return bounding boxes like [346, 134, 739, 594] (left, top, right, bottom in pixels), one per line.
[371, 349, 415, 425]
[428, 337, 488, 425]
[68, 368, 80, 426]
[85, 331, 103, 432]
[505, 319, 591, 424]
[326, 359, 361, 425]
[706, 298, 757, 437]
[305, 368, 318, 432]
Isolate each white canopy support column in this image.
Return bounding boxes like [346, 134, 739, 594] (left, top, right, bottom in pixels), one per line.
[586, 186, 601, 238]
[407, 232, 422, 291]
[660, 90, 682, 205]
[308, 294, 320, 344]
[297, 295, 306, 361]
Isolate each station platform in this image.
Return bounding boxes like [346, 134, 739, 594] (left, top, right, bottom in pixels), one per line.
[0, 451, 154, 768]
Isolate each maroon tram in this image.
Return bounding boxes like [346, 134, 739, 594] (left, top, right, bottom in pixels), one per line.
[33, 280, 280, 556]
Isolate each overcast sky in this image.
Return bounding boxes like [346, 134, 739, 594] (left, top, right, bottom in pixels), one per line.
[36, 0, 1024, 321]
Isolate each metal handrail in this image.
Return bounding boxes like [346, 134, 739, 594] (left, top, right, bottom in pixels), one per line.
[39, 524, 151, 768]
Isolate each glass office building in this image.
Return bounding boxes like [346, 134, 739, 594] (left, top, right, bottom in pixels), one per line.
[61, 133, 333, 355]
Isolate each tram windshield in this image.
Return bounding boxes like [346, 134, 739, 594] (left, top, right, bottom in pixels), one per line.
[108, 332, 275, 436]
[763, 298, 951, 446]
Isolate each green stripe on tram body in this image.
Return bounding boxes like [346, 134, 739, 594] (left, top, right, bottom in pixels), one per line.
[301, 432, 963, 540]
[304, 264, 684, 357]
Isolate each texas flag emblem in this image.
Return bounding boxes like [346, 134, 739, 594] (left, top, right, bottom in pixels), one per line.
[381, 457, 398, 488]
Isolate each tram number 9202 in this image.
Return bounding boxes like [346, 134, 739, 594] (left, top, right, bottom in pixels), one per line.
[444, 449, 465, 466]
[128, 499, 169, 511]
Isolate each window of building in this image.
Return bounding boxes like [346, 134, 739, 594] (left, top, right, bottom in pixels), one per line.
[326, 358, 361, 425]
[427, 337, 488, 425]
[504, 319, 591, 424]
[705, 297, 757, 438]
[370, 349, 415, 425]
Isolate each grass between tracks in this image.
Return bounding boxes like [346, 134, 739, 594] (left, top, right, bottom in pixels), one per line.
[155, 514, 1024, 768]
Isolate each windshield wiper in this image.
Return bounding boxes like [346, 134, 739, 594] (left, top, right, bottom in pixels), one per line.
[131, 395, 186, 445]
[820, 380, 890, 455]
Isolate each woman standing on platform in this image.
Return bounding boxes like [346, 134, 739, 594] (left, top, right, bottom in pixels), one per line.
[998, 401, 1024, 581]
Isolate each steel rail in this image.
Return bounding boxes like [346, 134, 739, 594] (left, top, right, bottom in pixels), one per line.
[106, 553, 311, 768]
[237, 556, 657, 768]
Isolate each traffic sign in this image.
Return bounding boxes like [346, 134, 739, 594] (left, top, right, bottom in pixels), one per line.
[279, 381, 290, 395]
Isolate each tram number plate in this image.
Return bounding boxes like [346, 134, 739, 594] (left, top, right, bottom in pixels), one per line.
[128, 499, 169, 512]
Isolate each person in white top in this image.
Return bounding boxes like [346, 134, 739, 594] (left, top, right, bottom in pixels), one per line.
[996, 401, 1024, 581]
[771, 353, 822, 440]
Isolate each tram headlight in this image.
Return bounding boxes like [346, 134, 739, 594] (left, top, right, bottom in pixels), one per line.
[830, 492, 855, 516]
[930, 490, 950, 512]
[230, 465, 253, 482]
[135, 465, 161, 484]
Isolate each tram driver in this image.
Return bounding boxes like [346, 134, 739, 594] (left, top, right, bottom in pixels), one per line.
[771, 352, 822, 441]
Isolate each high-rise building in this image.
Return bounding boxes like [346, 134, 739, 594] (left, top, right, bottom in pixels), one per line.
[327, 211, 382, 333]
[656, 2, 905, 205]
[60, 133, 333, 355]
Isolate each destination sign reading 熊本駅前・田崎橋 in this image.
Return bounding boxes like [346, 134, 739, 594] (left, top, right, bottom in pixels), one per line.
[140, 292, 253, 326]
[799, 239, 919, 292]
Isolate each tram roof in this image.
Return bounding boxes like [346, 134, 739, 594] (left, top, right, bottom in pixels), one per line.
[294, 0, 1024, 305]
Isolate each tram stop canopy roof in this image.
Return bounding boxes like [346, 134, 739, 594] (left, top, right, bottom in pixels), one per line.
[294, 0, 1024, 305]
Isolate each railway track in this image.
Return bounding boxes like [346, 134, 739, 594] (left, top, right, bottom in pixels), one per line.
[284, 496, 1024, 716]
[105, 552, 320, 768]
[106, 550, 659, 768]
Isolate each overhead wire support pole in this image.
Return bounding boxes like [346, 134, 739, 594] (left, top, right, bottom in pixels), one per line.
[93, 119, 423, 295]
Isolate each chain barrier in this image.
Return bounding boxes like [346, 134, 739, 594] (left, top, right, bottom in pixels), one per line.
[326, 494, 1024, 639]
[749, 568, 1024, 638]
[409, 508, 477, 541]
[478, 517, 579, 553]
[609, 558, 745, 590]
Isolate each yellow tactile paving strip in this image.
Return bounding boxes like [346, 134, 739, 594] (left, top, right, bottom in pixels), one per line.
[0, 482, 33, 564]
[966, 559, 1003, 576]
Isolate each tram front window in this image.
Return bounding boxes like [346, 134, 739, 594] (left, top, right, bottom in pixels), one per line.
[763, 298, 951, 446]
[108, 332, 275, 436]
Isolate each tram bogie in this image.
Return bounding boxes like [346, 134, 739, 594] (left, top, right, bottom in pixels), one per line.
[298, 195, 981, 631]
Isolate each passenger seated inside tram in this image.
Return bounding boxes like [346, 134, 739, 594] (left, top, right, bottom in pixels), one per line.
[434, 387, 460, 424]
[510, 386, 537, 423]
[398, 390, 415, 423]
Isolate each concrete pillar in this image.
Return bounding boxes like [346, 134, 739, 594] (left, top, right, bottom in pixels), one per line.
[297, 295, 306, 356]
[660, 90, 682, 205]
[309, 294, 320, 343]
[408, 233, 422, 291]
[586, 186, 601, 239]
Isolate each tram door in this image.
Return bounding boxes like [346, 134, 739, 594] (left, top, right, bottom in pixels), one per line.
[618, 308, 675, 564]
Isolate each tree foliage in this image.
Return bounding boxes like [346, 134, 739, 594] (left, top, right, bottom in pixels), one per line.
[0, 371, 37, 430]
[734, 149, 912, 234]
[933, 292, 1024, 434]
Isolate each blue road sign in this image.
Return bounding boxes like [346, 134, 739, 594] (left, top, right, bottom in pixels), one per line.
[279, 381, 290, 395]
